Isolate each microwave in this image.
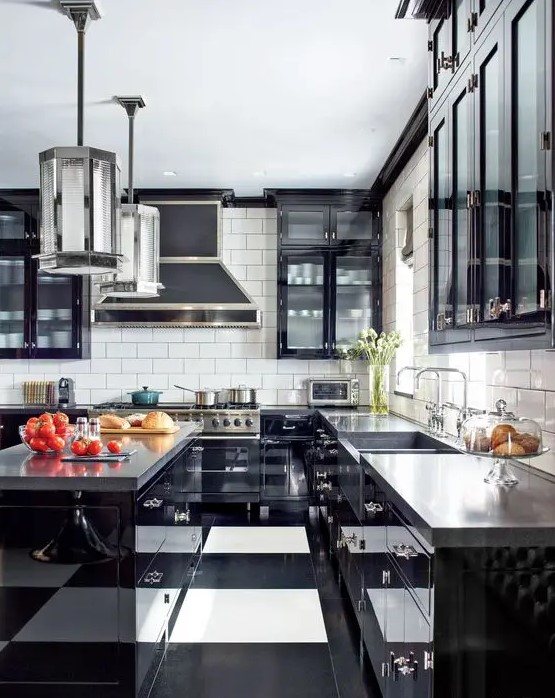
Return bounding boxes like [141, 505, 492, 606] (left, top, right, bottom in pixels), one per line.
[307, 378, 359, 407]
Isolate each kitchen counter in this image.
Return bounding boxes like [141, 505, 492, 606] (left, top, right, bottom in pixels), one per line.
[0, 422, 201, 491]
[361, 451, 555, 548]
[317, 408, 417, 435]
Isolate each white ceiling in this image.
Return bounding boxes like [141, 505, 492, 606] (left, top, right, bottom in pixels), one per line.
[0, 0, 428, 195]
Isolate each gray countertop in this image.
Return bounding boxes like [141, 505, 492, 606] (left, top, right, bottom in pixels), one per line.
[0, 423, 201, 492]
[361, 451, 555, 548]
[318, 409, 417, 435]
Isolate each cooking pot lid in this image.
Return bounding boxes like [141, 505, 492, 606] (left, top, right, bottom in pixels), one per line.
[129, 386, 163, 394]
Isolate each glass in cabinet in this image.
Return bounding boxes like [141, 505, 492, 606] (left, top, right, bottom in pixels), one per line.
[0, 196, 37, 245]
[280, 205, 329, 245]
[0, 255, 28, 356]
[33, 268, 81, 357]
[279, 251, 327, 356]
[329, 205, 375, 243]
[332, 250, 376, 351]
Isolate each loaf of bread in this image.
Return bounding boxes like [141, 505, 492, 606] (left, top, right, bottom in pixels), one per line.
[517, 434, 541, 454]
[126, 413, 146, 427]
[99, 414, 131, 430]
[493, 441, 526, 456]
[490, 423, 517, 449]
[142, 411, 174, 430]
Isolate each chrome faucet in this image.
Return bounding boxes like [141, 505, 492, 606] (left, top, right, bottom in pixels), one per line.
[416, 367, 471, 438]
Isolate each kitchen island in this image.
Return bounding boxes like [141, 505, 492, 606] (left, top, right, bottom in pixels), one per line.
[0, 423, 202, 698]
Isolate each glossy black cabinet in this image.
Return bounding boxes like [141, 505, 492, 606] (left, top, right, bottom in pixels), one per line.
[278, 246, 379, 358]
[0, 192, 90, 359]
[429, 0, 553, 352]
[279, 202, 378, 246]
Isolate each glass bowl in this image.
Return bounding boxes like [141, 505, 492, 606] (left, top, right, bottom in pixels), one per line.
[19, 424, 73, 455]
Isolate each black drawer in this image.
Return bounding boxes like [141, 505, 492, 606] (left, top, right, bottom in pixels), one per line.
[263, 414, 314, 439]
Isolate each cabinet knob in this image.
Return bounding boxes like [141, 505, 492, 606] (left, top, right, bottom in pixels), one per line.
[144, 571, 164, 585]
[175, 509, 191, 524]
[391, 543, 418, 559]
[364, 501, 383, 514]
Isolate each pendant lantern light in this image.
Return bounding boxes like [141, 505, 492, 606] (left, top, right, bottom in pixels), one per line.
[97, 97, 162, 298]
[36, 1, 122, 275]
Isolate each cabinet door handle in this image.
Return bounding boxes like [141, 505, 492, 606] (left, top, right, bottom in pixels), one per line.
[324, 231, 329, 240]
[391, 543, 419, 559]
[175, 509, 191, 524]
[365, 501, 383, 514]
[143, 498, 163, 509]
[331, 231, 336, 240]
[144, 571, 164, 585]
[282, 426, 296, 430]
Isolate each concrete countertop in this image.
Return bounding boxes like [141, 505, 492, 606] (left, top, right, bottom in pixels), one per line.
[0, 423, 201, 492]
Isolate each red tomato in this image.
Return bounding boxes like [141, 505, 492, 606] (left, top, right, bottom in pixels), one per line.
[29, 437, 49, 452]
[38, 423, 56, 438]
[56, 425, 75, 437]
[38, 413, 54, 423]
[23, 434, 32, 444]
[71, 439, 88, 456]
[87, 440, 103, 456]
[47, 435, 66, 451]
[53, 412, 69, 427]
[26, 417, 39, 427]
[106, 440, 122, 454]
[25, 424, 38, 438]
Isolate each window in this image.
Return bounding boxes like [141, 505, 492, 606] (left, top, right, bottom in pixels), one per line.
[395, 200, 415, 395]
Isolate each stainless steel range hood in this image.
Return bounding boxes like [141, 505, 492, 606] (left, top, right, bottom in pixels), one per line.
[93, 201, 260, 327]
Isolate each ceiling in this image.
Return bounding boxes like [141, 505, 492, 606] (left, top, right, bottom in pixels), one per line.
[0, 0, 428, 195]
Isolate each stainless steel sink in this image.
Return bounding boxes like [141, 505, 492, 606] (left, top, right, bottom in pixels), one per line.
[349, 431, 458, 454]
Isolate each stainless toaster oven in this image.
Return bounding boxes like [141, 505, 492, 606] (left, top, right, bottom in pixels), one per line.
[307, 378, 359, 407]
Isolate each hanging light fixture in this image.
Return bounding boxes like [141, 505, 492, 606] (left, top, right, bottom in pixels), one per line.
[36, 1, 122, 275]
[97, 97, 162, 298]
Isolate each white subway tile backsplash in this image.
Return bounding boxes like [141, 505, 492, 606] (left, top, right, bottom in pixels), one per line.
[200, 343, 231, 359]
[246, 235, 276, 251]
[91, 327, 121, 343]
[262, 375, 293, 390]
[138, 374, 169, 389]
[517, 389, 546, 428]
[231, 218, 263, 233]
[169, 344, 200, 359]
[122, 328, 152, 343]
[225, 235, 247, 250]
[137, 343, 169, 359]
[222, 208, 247, 219]
[106, 343, 138, 358]
[247, 208, 277, 219]
[231, 250, 263, 266]
[216, 358, 247, 374]
[231, 343, 262, 359]
[74, 389, 91, 405]
[106, 374, 138, 390]
[200, 374, 229, 389]
[182, 359, 216, 374]
[248, 359, 278, 374]
[258, 389, 278, 405]
[183, 329, 216, 343]
[121, 359, 153, 374]
[277, 389, 306, 405]
[231, 374, 261, 386]
[277, 360, 309, 374]
[74, 374, 107, 389]
[152, 329, 185, 343]
[90, 343, 106, 358]
[263, 219, 278, 235]
[90, 358, 122, 374]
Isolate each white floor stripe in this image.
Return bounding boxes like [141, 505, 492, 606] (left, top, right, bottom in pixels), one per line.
[203, 526, 310, 554]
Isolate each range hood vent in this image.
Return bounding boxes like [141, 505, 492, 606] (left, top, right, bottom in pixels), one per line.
[93, 201, 260, 327]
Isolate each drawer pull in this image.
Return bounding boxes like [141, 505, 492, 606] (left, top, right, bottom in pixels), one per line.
[337, 532, 356, 548]
[391, 652, 417, 681]
[316, 481, 332, 492]
[316, 471, 328, 479]
[175, 509, 191, 524]
[282, 425, 296, 430]
[365, 502, 383, 514]
[143, 498, 163, 509]
[144, 571, 164, 585]
[392, 543, 419, 559]
[192, 446, 204, 453]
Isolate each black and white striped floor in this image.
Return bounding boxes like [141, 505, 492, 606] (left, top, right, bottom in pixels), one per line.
[151, 511, 377, 698]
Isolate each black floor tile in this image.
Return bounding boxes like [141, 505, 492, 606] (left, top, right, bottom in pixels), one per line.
[0, 587, 58, 640]
[193, 553, 315, 589]
[150, 643, 339, 698]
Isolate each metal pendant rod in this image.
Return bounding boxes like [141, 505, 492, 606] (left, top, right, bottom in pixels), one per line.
[59, 1, 101, 145]
[115, 96, 146, 204]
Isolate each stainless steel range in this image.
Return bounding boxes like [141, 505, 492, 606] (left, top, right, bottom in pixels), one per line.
[89, 401, 261, 502]
[89, 402, 260, 436]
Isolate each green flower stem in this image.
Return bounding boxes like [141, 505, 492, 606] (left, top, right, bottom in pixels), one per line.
[369, 364, 389, 415]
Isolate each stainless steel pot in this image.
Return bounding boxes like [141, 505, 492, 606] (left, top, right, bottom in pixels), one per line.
[229, 385, 258, 404]
[174, 385, 221, 406]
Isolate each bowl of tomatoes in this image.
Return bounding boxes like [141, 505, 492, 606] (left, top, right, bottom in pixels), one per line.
[20, 412, 74, 454]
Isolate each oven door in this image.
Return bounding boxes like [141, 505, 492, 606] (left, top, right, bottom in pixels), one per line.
[199, 435, 260, 498]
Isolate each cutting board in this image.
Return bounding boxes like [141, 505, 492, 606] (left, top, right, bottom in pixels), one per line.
[100, 425, 180, 435]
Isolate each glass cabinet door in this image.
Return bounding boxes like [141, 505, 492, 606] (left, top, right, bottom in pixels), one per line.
[475, 0, 505, 39]
[473, 24, 511, 341]
[0, 256, 28, 357]
[453, 0, 472, 68]
[280, 205, 329, 245]
[429, 15, 452, 108]
[332, 251, 375, 352]
[33, 269, 79, 357]
[0, 198, 36, 246]
[510, 0, 549, 331]
[329, 206, 374, 243]
[279, 251, 328, 356]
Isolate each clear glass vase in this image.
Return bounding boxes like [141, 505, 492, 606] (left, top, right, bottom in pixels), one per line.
[368, 364, 389, 415]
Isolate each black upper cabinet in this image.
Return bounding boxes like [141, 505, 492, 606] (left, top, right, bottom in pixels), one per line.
[138, 200, 220, 257]
[0, 192, 90, 360]
[279, 201, 377, 246]
[429, 0, 552, 352]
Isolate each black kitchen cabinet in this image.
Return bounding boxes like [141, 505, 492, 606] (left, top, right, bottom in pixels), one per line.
[278, 198, 378, 246]
[429, 0, 553, 352]
[0, 192, 90, 359]
[278, 246, 379, 358]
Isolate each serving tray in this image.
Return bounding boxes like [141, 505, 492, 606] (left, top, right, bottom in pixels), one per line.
[100, 425, 180, 435]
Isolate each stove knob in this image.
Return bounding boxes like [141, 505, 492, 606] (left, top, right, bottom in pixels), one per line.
[195, 417, 204, 423]
[212, 418, 220, 427]
[223, 418, 231, 427]
[234, 418, 242, 427]
[183, 416, 191, 422]
[246, 418, 254, 427]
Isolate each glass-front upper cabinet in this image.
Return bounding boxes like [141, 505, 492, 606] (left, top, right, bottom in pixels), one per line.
[33, 270, 80, 358]
[332, 250, 376, 352]
[0, 196, 37, 247]
[0, 256, 28, 358]
[453, 0, 472, 67]
[474, 0, 505, 39]
[507, 0, 550, 335]
[329, 206, 376, 243]
[279, 251, 328, 357]
[280, 205, 330, 245]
